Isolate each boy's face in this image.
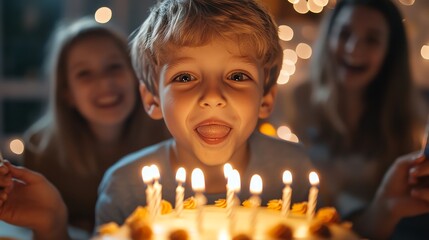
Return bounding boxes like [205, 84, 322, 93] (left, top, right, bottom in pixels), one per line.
[141, 39, 276, 166]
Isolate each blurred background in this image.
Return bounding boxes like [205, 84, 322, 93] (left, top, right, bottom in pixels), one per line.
[0, 0, 428, 162]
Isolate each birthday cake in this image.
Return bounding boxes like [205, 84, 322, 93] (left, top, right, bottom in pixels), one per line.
[94, 198, 359, 240]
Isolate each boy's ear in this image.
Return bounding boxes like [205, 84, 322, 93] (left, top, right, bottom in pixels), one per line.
[139, 83, 163, 120]
[258, 85, 277, 119]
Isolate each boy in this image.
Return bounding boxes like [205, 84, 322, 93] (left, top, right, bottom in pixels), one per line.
[95, 0, 315, 227]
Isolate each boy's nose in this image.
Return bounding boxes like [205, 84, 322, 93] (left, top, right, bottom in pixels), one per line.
[199, 84, 226, 108]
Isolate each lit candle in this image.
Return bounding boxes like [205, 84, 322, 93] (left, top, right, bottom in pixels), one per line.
[307, 171, 319, 220]
[175, 167, 186, 217]
[281, 170, 292, 217]
[141, 166, 154, 218]
[151, 164, 162, 218]
[192, 168, 206, 233]
[224, 163, 234, 219]
[226, 169, 240, 217]
[223, 163, 233, 179]
[228, 169, 241, 235]
[249, 174, 262, 235]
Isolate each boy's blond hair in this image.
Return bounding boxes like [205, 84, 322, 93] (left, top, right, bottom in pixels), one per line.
[130, 0, 283, 95]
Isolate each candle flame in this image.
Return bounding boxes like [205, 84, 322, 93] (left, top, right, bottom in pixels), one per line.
[176, 167, 186, 183]
[283, 170, 292, 185]
[250, 174, 263, 194]
[309, 171, 319, 185]
[227, 169, 241, 192]
[150, 164, 160, 180]
[223, 163, 233, 179]
[191, 168, 205, 191]
[142, 166, 153, 183]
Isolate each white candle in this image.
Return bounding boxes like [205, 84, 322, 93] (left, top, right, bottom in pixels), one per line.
[307, 171, 319, 220]
[281, 170, 292, 217]
[151, 164, 162, 218]
[175, 167, 186, 217]
[226, 169, 240, 217]
[249, 174, 262, 235]
[192, 168, 206, 233]
[228, 170, 241, 235]
[141, 166, 154, 219]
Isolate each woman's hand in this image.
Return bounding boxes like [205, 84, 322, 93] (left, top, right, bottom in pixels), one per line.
[0, 161, 70, 240]
[353, 151, 429, 239]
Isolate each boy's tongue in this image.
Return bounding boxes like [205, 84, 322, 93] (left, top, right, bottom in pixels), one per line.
[196, 125, 231, 139]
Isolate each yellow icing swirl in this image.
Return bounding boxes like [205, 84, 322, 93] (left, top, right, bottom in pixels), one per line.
[97, 222, 120, 235]
[291, 202, 308, 215]
[241, 199, 253, 208]
[214, 199, 227, 208]
[267, 199, 282, 211]
[161, 199, 173, 214]
[183, 197, 197, 209]
[315, 207, 340, 223]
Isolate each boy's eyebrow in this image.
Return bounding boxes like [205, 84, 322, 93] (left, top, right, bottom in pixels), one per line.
[166, 55, 259, 67]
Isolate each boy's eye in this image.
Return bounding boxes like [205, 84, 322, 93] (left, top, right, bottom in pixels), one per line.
[228, 72, 251, 81]
[173, 73, 195, 83]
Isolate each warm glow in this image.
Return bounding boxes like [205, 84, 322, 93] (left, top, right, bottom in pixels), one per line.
[94, 7, 112, 24]
[250, 174, 263, 194]
[277, 70, 290, 85]
[150, 164, 160, 180]
[259, 122, 277, 136]
[307, 0, 324, 13]
[309, 172, 320, 185]
[283, 170, 292, 185]
[288, 0, 299, 4]
[294, 0, 309, 14]
[421, 45, 429, 60]
[277, 125, 292, 140]
[283, 49, 298, 64]
[192, 168, 205, 191]
[223, 163, 233, 179]
[278, 25, 294, 41]
[289, 133, 299, 143]
[9, 139, 24, 155]
[176, 167, 186, 183]
[142, 166, 153, 183]
[296, 43, 312, 59]
[227, 170, 241, 192]
[313, 0, 329, 7]
[282, 62, 296, 75]
[399, 0, 415, 6]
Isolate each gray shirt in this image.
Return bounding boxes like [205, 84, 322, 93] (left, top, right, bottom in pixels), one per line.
[95, 131, 315, 227]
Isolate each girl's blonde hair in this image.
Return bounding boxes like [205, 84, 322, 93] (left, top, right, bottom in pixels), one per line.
[130, 0, 283, 96]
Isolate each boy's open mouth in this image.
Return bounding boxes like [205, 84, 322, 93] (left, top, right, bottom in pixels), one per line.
[195, 124, 231, 144]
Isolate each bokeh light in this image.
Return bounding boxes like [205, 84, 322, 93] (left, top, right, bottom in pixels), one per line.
[278, 25, 294, 41]
[9, 138, 24, 155]
[296, 43, 312, 59]
[421, 45, 429, 60]
[94, 7, 112, 24]
[259, 122, 277, 137]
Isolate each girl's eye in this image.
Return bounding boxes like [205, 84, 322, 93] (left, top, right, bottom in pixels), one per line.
[173, 73, 195, 83]
[228, 72, 251, 81]
[76, 70, 91, 79]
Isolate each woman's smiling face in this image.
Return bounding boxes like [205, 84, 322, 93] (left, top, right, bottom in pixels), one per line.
[329, 5, 389, 92]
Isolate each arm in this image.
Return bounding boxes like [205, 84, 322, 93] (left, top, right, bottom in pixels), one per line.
[351, 151, 429, 239]
[0, 161, 70, 240]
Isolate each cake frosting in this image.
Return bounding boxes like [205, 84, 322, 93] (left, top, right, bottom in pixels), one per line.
[94, 198, 359, 240]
